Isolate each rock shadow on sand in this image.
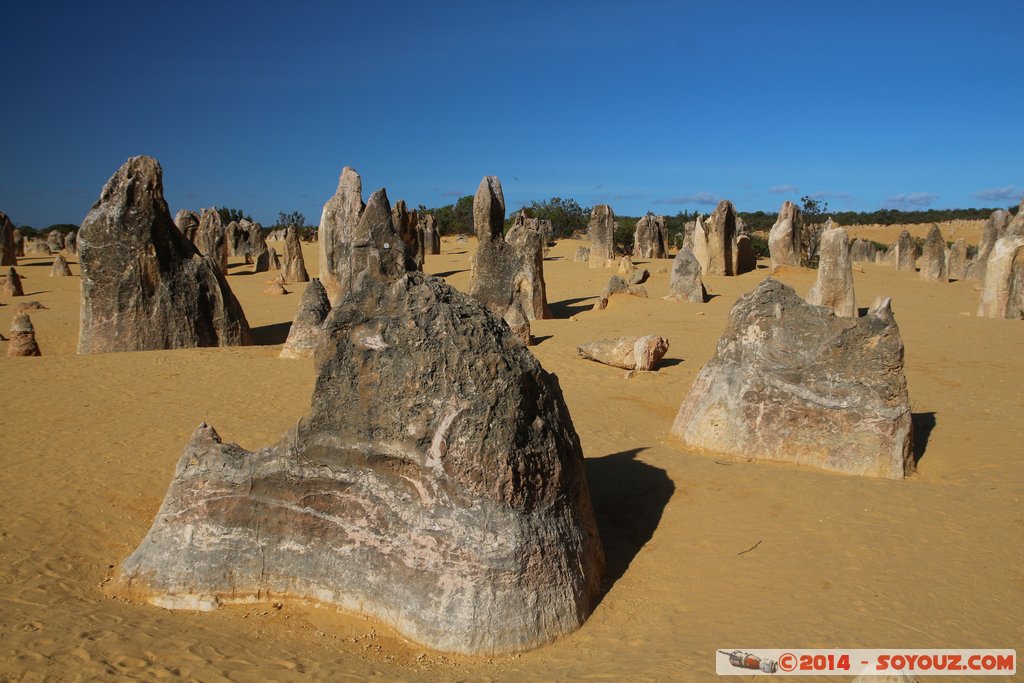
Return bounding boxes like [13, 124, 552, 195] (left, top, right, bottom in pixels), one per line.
[549, 295, 598, 318]
[250, 321, 292, 345]
[912, 411, 936, 466]
[586, 447, 674, 590]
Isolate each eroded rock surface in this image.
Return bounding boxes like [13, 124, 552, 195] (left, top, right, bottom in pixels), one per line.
[806, 220, 856, 317]
[977, 236, 1024, 319]
[0, 212, 16, 266]
[666, 247, 706, 303]
[2, 266, 24, 297]
[768, 201, 801, 269]
[577, 335, 669, 370]
[671, 278, 913, 478]
[77, 156, 251, 353]
[895, 229, 916, 272]
[280, 278, 331, 358]
[283, 225, 310, 283]
[918, 225, 948, 282]
[633, 214, 668, 259]
[50, 255, 72, 277]
[7, 312, 40, 356]
[587, 204, 615, 268]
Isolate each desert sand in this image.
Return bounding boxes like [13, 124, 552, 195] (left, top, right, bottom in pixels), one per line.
[1, 234, 1021, 681]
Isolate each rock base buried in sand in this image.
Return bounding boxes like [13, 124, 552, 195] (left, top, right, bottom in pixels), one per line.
[577, 335, 669, 371]
[280, 278, 331, 358]
[2, 266, 24, 297]
[116, 199, 604, 654]
[7, 312, 41, 356]
[671, 278, 913, 478]
[50, 255, 72, 277]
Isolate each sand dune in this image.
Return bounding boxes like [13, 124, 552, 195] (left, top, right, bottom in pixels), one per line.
[1, 237, 1021, 681]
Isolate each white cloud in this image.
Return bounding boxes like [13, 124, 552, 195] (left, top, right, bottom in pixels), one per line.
[972, 185, 1022, 202]
[769, 184, 799, 194]
[883, 192, 938, 208]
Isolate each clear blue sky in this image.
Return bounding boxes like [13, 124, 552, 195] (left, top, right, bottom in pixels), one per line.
[2, 1, 1022, 228]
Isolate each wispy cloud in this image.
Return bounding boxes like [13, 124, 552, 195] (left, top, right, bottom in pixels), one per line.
[439, 189, 464, 197]
[655, 192, 720, 205]
[808, 191, 853, 201]
[972, 185, 1022, 202]
[883, 192, 938, 208]
[769, 184, 799, 194]
[593, 191, 649, 203]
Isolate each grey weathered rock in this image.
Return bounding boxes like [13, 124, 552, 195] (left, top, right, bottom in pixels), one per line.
[64, 230, 77, 255]
[282, 225, 310, 283]
[502, 300, 532, 345]
[704, 200, 737, 276]
[947, 238, 968, 280]
[918, 225, 948, 282]
[50, 254, 72, 277]
[174, 210, 200, 242]
[895, 229, 916, 272]
[264, 282, 289, 295]
[13, 300, 47, 312]
[280, 278, 332, 359]
[116, 265, 605, 654]
[467, 177, 519, 318]
[244, 221, 270, 272]
[671, 278, 913, 478]
[393, 200, 423, 271]
[12, 228, 24, 258]
[633, 214, 668, 259]
[605, 275, 629, 295]
[195, 209, 228, 274]
[976, 209, 1011, 283]
[267, 247, 282, 271]
[7, 312, 41, 357]
[627, 268, 649, 285]
[225, 221, 241, 257]
[734, 234, 757, 274]
[976, 236, 1024, 319]
[24, 237, 51, 256]
[768, 201, 802, 270]
[317, 167, 404, 305]
[0, 212, 16, 266]
[587, 204, 615, 268]
[577, 335, 669, 371]
[849, 238, 876, 263]
[666, 247, 706, 303]
[419, 212, 440, 255]
[46, 230, 64, 253]
[77, 156, 251, 353]
[807, 220, 856, 317]
[1007, 199, 1024, 237]
[617, 256, 635, 275]
[505, 212, 552, 320]
[2, 266, 24, 297]
[574, 246, 590, 262]
[691, 215, 710, 276]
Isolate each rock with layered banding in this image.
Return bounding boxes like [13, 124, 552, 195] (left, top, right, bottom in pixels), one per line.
[671, 278, 913, 478]
[77, 156, 251, 353]
[977, 236, 1024, 319]
[577, 335, 669, 371]
[7, 312, 41, 356]
[2, 266, 24, 296]
[633, 214, 668, 259]
[587, 204, 615, 268]
[50, 254, 72, 277]
[282, 225, 310, 283]
[768, 201, 802, 270]
[116, 262, 605, 654]
[919, 225, 948, 282]
[666, 247, 706, 303]
[280, 278, 331, 358]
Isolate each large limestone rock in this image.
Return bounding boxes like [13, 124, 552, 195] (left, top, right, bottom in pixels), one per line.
[807, 220, 856, 317]
[317, 167, 404, 305]
[665, 246, 706, 303]
[0, 212, 16, 266]
[280, 278, 331, 358]
[894, 229, 916, 272]
[1, 266, 24, 297]
[7, 312, 41, 357]
[587, 204, 615, 268]
[50, 255, 72, 277]
[633, 214, 668, 259]
[947, 238, 968, 280]
[691, 214, 710, 275]
[282, 225, 310, 283]
[577, 335, 669, 371]
[13, 228, 24, 258]
[46, 230, 64, 253]
[419, 212, 440, 255]
[392, 200, 423, 271]
[1007, 199, 1024, 236]
[768, 201, 802, 270]
[918, 225, 948, 282]
[467, 176, 520, 318]
[267, 247, 282, 271]
[64, 230, 77, 255]
[975, 209, 1011, 283]
[671, 278, 913, 478]
[225, 220, 241, 257]
[505, 212, 552, 320]
[734, 234, 757, 274]
[977, 236, 1024, 319]
[77, 156, 251, 353]
[116, 214, 605, 653]
[195, 209, 228, 274]
[704, 200, 737, 276]
[243, 220, 270, 272]
[849, 238, 876, 263]
[174, 210, 199, 242]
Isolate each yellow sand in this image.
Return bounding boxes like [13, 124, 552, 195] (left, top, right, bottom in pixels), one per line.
[1, 237, 1021, 681]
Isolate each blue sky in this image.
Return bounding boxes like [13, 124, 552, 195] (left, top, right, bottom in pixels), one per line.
[2, 1, 1022, 228]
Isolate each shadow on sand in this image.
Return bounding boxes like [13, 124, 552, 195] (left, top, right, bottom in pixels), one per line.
[250, 321, 292, 346]
[432, 269, 468, 279]
[549, 296, 597, 318]
[912, 411, 936, 466]
[586, 447, 675, 589]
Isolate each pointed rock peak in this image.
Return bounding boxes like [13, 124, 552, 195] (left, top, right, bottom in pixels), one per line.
[868, 295, 894, 321]
[96, 155, 164, 208]
[474, 176, 505, 242]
